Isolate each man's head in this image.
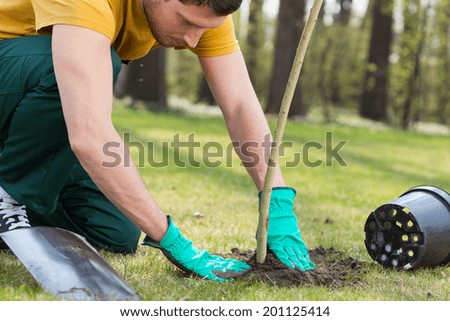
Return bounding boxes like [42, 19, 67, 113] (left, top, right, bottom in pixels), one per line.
[140, 0, 242, 48]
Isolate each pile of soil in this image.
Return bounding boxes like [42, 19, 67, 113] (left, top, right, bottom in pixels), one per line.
[225, 246, 367, 288]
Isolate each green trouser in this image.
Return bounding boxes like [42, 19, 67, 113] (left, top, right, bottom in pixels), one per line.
[0, 35, 140, 253]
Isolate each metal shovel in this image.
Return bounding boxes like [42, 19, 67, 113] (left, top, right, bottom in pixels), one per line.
[0, 226, 140, 300]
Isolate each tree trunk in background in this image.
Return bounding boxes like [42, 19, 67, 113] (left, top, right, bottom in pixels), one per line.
[266, 0, 306, 117]
[399, 1, 427, 129]
[197, 12, 243, 106]
[114, 47, 168, 111]
[334, 0, 353, 25]
[329, 0, 353, 106]
[246, 0, 265, 95]
[317, 34, 333, 122]
[359, 0, 394, 121]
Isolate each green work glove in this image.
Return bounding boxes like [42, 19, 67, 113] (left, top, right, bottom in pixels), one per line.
[259, 187, 315, 270]
[142, 216, 250, 282]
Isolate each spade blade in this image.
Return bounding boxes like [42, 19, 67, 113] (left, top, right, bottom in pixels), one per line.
[0, 226, 140, 300]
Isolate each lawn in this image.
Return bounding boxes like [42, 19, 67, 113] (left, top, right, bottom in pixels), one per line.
[0, 105, 449, 301]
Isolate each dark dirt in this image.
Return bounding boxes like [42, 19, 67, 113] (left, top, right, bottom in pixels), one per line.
[224, 246, 367, 288]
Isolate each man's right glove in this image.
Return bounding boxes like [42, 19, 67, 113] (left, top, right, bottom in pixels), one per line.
[259, 187, 315, 271]
[142, 216, 250, 282]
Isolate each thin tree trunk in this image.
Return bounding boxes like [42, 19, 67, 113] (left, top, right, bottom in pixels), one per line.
[335, 0, 353, 25]
[359, 0, 394, 121]
[266, 0, 306, 117]
[115, 47, 168, 111]
[401, 3, 428, 129]
[318, 35, 333, 122]
[246, 0, 265, 94]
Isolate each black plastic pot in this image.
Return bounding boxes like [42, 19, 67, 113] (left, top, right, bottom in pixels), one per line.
[364, 185, 450, 270]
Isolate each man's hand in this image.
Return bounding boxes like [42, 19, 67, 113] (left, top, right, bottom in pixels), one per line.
[143, 216, 251, 282]
[259, 187, 315, 270]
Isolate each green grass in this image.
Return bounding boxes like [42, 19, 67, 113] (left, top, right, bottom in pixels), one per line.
[1, 106, 449, 301]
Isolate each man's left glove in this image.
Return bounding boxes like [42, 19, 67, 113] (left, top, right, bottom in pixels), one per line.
[142, 216, 251, 282]
[259, 187, 315, 271]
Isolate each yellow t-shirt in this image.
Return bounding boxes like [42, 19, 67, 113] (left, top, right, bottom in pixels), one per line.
[0, 0, 239, 61]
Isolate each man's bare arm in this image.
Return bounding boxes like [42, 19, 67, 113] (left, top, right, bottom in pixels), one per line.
[200, 51, 315, 271]
[199, 50, 285, 191]
[52, 24, 168, 241]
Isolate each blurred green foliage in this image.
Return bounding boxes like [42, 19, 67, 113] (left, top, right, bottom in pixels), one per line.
[163, 0, 449, 127]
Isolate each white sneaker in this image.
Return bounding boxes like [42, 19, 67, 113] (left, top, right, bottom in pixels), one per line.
[0, 187, 30, 233]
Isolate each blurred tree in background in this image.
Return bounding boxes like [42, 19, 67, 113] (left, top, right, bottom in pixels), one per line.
[196, 12, 243, 105]
[266, 0, 306, 117]
[301, 0, 368, 122]
[391, 0, 427, 129]
[114, 0, 450, 128]
[245, 0, 265, 96]
[114, 47, 168, 111]
[360, 0, 394, 121]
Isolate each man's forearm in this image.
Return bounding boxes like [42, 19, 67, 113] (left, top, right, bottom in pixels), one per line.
[72, 129, 168, 241]
[199, 51, 286, 191]
[223, 102, 286, 191]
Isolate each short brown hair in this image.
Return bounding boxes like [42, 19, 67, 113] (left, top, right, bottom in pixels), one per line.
[178, 0, 242, 16]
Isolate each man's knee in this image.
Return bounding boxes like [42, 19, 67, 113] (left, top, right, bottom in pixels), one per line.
[27, 202, 142, 255]
[103, 223, 141, 254]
